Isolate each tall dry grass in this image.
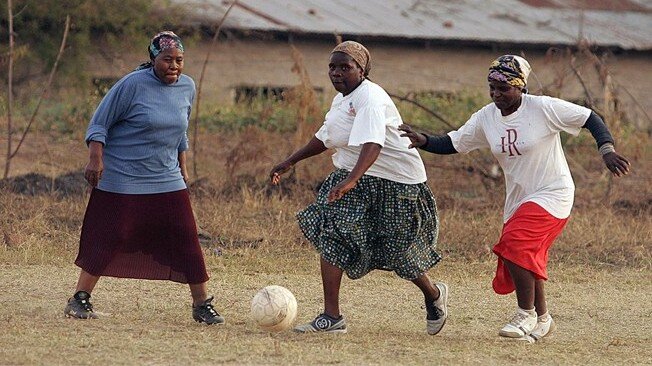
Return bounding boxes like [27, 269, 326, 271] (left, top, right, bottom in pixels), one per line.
[1, 129, 648, 270]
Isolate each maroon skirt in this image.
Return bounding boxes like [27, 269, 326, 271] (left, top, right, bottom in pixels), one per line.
[75, 189, 209, 284]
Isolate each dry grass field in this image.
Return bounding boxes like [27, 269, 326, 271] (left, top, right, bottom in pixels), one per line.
[1, 129, 650, 365]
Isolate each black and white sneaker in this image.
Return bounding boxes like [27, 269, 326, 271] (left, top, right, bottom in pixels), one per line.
[64, 291, 98, 319]
[425, 282, 448, 335]
[294, 313, 347, 334]
[192, 296, 225, 325]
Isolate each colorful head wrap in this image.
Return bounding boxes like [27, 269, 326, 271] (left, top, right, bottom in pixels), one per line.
[148, 31, 184, 59]
[331, 41, 371, 76]
[488, 55, 531, 89]
[136, 31, 184, 71]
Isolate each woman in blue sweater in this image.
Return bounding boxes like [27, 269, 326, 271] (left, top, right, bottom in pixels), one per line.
[64, 31, 223, 324]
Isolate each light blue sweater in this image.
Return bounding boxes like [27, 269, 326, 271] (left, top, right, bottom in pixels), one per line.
[85, 68, 195, 194]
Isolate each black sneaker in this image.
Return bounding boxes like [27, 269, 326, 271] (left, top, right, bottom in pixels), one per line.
[64, 291, 98, 319]
[192, 296, 225, 325]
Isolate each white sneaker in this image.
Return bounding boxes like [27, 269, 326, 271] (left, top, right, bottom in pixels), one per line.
[526, 315, 556, 342]
[426, 282, 448, 335]
[499, 308, 537, 338]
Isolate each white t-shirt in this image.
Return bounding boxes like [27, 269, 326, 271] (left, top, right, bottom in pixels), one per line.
[448, 94, 591, 222]
[315, 80, 427, 184]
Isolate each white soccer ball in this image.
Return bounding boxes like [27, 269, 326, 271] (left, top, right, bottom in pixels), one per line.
[250, 285, 298, 332]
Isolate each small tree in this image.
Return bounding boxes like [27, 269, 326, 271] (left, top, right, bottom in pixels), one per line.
[4, 0, 14, 178]
[3, 0, 69, 179]
[1, 0, 183, 178]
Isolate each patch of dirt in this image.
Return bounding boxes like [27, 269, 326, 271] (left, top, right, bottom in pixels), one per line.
[0, 171, 86, 197]
[612, 198, 652, 215]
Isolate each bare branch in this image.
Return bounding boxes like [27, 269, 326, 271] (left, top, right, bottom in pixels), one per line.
[12, 2, 28, 17]
[191, 0, 239, 178]
[387, 92, 499, 181]
[569, 54, 596, 109]
[9, 15, 70, 160]
[519, 51, 544, 94]
[617, 82, 652, 126]
[387, 92, 457, 131]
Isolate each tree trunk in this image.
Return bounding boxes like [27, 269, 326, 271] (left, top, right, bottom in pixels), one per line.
[4, 0, 14, 179]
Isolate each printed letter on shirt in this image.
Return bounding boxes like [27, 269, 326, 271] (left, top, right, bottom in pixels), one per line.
[500, 129, 522, 156]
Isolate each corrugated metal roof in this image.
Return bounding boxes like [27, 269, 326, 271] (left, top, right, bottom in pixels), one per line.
[173, 0, 652, 50]
[519, 0, 651, 12]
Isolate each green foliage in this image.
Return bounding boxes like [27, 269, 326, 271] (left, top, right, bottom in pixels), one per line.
[26, 89, 488, 137]
[0, 0, 182, 89]
[39, 95, 98, 138]
[192, 90, 489, 135]
[197, 98, 327, 133]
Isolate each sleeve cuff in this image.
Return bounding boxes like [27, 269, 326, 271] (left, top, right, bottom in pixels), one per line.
[85, 126, 107, 146]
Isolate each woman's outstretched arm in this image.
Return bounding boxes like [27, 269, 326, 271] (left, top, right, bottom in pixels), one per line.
[398, 124, 458, 154]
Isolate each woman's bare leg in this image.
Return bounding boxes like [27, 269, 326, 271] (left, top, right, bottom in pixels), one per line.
[321, 257, 344, 318]
[75, 270, 100, 293]
[503, 259, 535, 310]
[534, 279, 547, 316]
[411, 273, 440, 302]
[189, 282, 209, 306]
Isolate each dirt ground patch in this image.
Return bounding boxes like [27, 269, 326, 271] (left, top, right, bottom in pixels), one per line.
[0, 257, 650, 365]
[0, 170, 86, 197]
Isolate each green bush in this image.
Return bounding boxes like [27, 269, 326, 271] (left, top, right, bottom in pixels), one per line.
[39, 97, 98, 138]
[197, 98, 327, 133]
[24, 89, 488, 136]
[0, 0, 185, 89]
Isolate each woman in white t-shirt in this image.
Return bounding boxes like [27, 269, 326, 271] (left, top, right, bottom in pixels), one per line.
[400, 55, 630, 342]
[270, 41, 448, 335]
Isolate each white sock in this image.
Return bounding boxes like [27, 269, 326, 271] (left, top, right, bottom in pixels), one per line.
[519, 307, 537, 317]
[538, 311, 550, 322]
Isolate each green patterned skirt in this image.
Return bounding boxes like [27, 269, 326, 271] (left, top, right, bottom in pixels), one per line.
[297, 169, 441, 280]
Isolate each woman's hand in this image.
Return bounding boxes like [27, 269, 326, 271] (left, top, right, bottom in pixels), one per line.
[180, 166, 190, 183]
[326, 142, 380, 202]
[85, 158, 103, 187]
[327, 178, 357, 203]
[398, 124, 427, 148]
[269, 137, 328, 185]
[178, 151, 190, 183]
[602, 152, 631, 177]
[269, 161, 294, 185]
[85, 141, 104, 187]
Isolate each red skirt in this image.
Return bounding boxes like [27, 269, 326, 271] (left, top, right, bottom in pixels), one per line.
[492, 202, 567, 294]
[75, 189, 209, 284]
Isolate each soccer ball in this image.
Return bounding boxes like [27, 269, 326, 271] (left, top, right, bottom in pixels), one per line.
[250, 285, 298, 332]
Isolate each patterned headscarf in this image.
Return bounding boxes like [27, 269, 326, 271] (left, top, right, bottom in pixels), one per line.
[331, 41, 371, 77]
[136, 31, 184, 70]
[148, 31, 184, 59]
[488, 55, 531, 89]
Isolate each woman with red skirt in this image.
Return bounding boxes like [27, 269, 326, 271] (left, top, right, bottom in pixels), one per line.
[64, 31, 223, 325]
[400, 55, 630, 342]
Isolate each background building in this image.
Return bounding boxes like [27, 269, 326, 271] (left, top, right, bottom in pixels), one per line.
[92, 0, 652, 128]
